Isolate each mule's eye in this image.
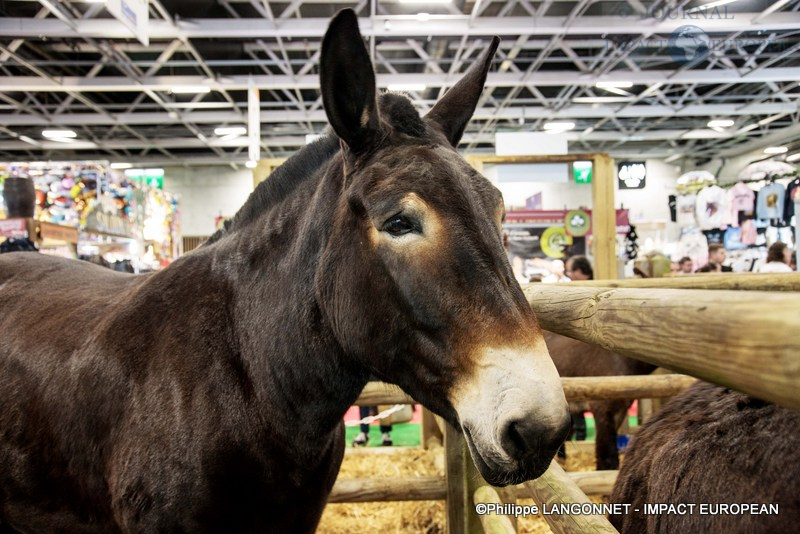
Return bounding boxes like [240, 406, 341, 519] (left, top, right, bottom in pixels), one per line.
[382, 214, 419, 237]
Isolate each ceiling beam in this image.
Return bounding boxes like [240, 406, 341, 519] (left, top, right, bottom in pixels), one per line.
[2, 102, 796, 127]
[1, 14, 798, 39]
[0, 127, 780, 152]
[3, 67, 800, 92]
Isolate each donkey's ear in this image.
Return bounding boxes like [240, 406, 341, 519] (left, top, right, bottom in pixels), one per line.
[320, 9, 380, 154]
[425, 37, 500, 147]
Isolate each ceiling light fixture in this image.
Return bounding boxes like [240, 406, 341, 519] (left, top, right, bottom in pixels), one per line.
[170, 86, 212, 94]
[543, 121, 575, 131]
[42, 129, 77, 138]
[707, 119, 734, 128]
[398, 0, 452, 4]
[245, 160, 258, 169]
[686, 0, 741, 14]
[387, 83, 427, 91]
[214, 126, 247, 136]
[764, 146, 788, 154]
[786, 152, 800, 162]
[595, 81, 634, 89]
[110, 162, 133, 170]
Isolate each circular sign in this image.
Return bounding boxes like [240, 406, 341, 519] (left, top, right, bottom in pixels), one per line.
[668, 25, 710, 68]
[565, 209, 591, 237]
[541, 226, 573, 259]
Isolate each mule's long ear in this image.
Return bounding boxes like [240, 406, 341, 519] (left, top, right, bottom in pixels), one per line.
[426, 37, 500, 147]
[320, 9, 380, 154]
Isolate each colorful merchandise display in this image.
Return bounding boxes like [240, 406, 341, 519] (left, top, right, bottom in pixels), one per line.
[1, 162, 180, 269]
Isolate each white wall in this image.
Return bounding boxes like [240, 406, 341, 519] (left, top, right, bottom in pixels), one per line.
[483, 163, 593, 210]
[164, 166, 253, 236]
[484, 159, 679, 220]
[485, 159, 681, 256]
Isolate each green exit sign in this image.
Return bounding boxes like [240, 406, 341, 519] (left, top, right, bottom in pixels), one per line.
[124, 168, 164, 189]
[573, 161, 592, 184]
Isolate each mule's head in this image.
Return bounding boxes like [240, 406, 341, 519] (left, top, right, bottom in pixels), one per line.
[317, 9, 570, 485]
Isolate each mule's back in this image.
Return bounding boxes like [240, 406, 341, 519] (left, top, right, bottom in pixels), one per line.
[610, 381, 800, 533]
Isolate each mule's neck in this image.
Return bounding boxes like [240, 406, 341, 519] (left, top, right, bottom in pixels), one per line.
[206, 152, 369, 442]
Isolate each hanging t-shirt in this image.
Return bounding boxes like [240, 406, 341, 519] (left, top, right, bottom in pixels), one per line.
[723, 227, 748, 250]
[695, 185, 728, 230]
[676, 193, 698, 226]
[756, 182, 786, 221]
[739, 219, 757, 246]
[727, 182, 755, 227]
[676, 230, 708, 271]
[784, 177, 800, 223]
[702, 228, 724, 245]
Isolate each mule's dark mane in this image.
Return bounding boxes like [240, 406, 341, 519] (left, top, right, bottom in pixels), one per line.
[205, 134, 340, 245]
[205, 93, 426, 246]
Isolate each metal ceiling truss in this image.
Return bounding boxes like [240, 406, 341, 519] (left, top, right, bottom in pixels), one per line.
[0, 0, 798, 166]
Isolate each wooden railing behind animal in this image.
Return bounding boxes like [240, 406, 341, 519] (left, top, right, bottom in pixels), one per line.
[337, 272, 800, 534]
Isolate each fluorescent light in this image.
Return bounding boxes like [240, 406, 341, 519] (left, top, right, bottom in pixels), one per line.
[686, 0, 740, 14]
[170, 85, 212, 94]
[707, 119, 734, 128]
[110, 162, 133, 170]
[786, 153, 800, 162]
[573, 96, 634, 103]
[398, 0, 452, 4]
[245, 160, 257, 169]
[664, 154, 682, 163]
[214, 126, 247, 136]
[42, 129, 77, 138]
[387, 83, 427, 92]
[764, 146, 788, 154]
[595, 81, 634, 89]
[543, 121, 575, 131]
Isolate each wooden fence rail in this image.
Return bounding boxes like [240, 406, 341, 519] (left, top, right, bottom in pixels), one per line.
[356, 374, 696, 406]
[564, 272, 800, 291]
[473, 486, 517, 534]
[524, 461, 619, 534]
[329, 469, 618, 503]
[524, 285, 800, 411]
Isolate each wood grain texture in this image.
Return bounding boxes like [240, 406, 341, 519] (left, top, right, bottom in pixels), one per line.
[525, 284, 800, 411]
[328, 476, 445, 503]
[556, 272, 800, 291]
[356, 375, 695, 406]
[591, 154, 617, 281]
[524, 461, 619, 534]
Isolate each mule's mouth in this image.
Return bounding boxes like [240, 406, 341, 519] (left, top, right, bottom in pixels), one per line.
[461, 425, 551, 487]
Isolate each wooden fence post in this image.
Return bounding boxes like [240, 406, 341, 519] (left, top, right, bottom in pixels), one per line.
[445, 422, 483, 534]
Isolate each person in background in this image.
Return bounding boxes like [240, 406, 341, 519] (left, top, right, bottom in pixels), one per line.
[352, 406, 392, 447]
[708, 243, 732, 272]
[696, 262, 722, 273]
[791, 252, 797, 272]
[678, 256, 693, 274]
[758, 241, 793, 273]
[565, 255, 594, 281]
[542, 259, 571, 283]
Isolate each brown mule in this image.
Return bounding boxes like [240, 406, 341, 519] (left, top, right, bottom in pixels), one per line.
[0, 9, 569, 532]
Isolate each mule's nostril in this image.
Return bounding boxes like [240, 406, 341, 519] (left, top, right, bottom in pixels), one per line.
[506, 421, 527, 457]
[501, 418, 538, 459]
